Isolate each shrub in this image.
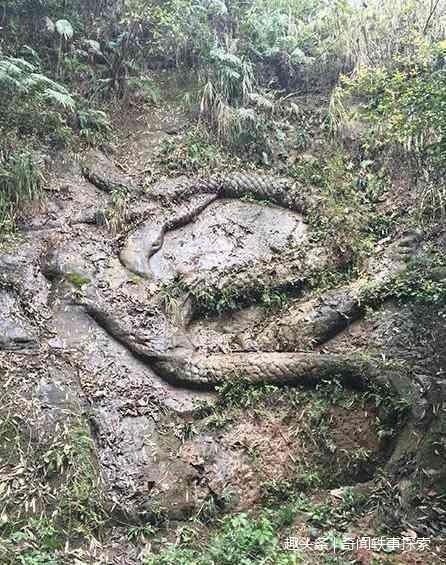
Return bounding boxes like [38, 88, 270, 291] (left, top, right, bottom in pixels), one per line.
[0, 152, 43, 231]
[334, 41, 446, 219]
[200, 43, 254, 141]
[78, 109, 111, 145]
[0, 55, 76, 146]
[144, 512, 298, 564]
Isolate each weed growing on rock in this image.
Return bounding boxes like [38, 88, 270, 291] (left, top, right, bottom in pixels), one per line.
[360, 252, 446, 309]
[127, 524, 157, 544]
[95, 185, 130, 233]
[298, 149, 397, 272]
[0, 414, 107, 563]
[65, 272, 91, 288]
[260, 288, 288, 312]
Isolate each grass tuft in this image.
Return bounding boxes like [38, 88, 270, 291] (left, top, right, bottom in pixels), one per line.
[0, 152, 43, 232]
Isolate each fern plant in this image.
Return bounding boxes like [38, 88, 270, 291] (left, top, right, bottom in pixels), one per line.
[78, 109, 111, 145]
[54, 19, 74, 41]
[0, 56, 75, 110]
[0, 55, 77, 149]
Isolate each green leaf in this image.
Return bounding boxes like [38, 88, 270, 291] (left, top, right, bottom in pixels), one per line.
[43, 89, 76, 111]
[55, 19, 74, 40]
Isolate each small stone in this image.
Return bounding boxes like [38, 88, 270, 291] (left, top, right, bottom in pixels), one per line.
[48, 337, 63, 349]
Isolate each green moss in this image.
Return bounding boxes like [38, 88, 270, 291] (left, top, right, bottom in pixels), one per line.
[65, 272, 91, 288]
[129, 273, 143, 285]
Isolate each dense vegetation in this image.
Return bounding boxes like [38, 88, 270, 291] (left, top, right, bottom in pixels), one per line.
[1, 0, 445, 229]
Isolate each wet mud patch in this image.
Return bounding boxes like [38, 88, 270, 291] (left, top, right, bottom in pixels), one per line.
[176, 386, 383, 514]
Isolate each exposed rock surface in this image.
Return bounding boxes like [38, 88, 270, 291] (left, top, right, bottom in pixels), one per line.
[2, 131, 445, 552]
